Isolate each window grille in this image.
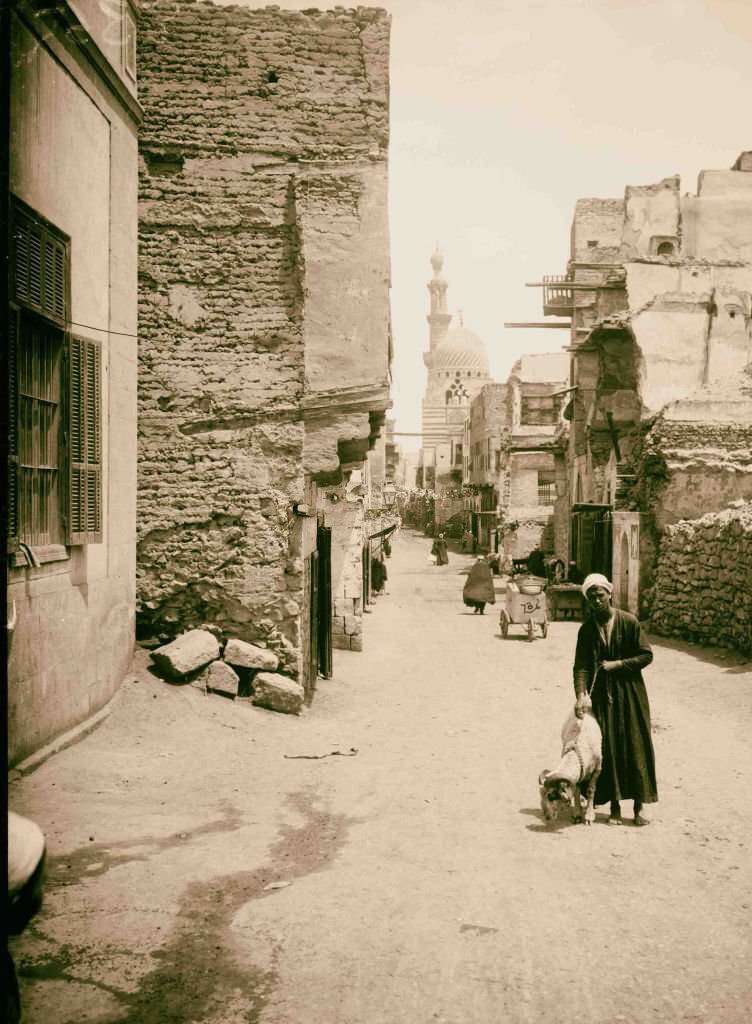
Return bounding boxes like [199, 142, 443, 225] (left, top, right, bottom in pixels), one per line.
[16, 311, 64, 546]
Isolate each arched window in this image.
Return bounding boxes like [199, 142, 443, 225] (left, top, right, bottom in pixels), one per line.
[656, 241, 674, 256]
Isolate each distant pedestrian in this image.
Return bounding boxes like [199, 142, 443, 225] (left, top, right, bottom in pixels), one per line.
[573, 574, 657, 827]
[461, 529, 473, 553]
[431, 533, 449, 565]
[463, 555, 495, 615]
[371, 556, 387, 594]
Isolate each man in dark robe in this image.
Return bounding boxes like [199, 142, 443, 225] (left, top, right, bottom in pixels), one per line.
[463, 556, 496, 614]
[573, 573, 657, 826]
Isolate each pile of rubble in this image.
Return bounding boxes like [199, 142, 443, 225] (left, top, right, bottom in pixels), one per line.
[150, 630, 304, 715]
[650, 499, 752, 656]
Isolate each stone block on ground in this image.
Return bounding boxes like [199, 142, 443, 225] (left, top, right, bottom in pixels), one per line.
[251, 672, 304, 715]
[224, 638, 279, 672]
[331, 633, 350, 650]
[152, 629, 220, 679]
[204, 660, 240, 698]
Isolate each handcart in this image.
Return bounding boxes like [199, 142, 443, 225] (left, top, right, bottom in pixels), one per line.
[499, 575, 548, 641]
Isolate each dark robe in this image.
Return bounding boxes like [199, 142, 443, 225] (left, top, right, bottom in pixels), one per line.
[463, 560, 496, 607]
[573, 609, 657, 806]
[431, 537, 449, 565]
[371, 557, 387, 593]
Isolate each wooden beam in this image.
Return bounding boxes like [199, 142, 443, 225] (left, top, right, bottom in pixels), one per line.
[525, 282, 617, 290]
[503, 322, 572, 329]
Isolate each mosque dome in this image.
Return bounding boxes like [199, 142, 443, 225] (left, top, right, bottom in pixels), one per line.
[434, 326, 490, 374]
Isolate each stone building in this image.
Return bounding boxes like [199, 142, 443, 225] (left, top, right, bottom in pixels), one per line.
[531, 152, 752, 619]
[419, 248, 492, 525]
[136, 0, 392, 695]
[463, 354, 568, 556]
[463, 383, 507, 552]
[502, 353, 569, 559]
[6, 0, 141, 765]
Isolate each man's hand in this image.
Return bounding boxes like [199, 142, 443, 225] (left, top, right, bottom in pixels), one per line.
[575, 693, 591, 718]
[599, 659, 622, 673]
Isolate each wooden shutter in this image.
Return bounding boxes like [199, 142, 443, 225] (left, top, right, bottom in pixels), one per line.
[7, 306, 20, 549]
[43, 234, 67, 322]
[12, 203, 68, 327]
[67, 335, 102, 544]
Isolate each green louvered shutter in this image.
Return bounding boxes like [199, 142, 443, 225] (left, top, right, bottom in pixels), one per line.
[67, 335, 102, 544]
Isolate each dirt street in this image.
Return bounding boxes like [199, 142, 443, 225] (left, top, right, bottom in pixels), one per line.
[9, 529, 752, 1024]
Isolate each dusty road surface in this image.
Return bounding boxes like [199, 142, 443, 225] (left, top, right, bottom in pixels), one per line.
[9, 529, 752, 1024]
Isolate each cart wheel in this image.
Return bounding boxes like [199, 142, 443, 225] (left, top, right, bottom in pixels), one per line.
[499, 610, 509, 638]
[527, 619, 535, 642]
[541, 619, 548, 639]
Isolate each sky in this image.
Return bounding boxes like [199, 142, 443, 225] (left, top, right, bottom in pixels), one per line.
[221, 0, 752, 449]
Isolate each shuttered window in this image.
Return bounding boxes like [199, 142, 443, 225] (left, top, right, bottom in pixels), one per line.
[15, 310, 64, 546]
[8, 197, 102, 552]
[12, 205, 68, 327]
[7, 307, 19, 544]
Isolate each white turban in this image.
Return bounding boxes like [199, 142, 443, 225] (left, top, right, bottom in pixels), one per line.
[8, 812, 45, 897]
[581, 573, 613, 597]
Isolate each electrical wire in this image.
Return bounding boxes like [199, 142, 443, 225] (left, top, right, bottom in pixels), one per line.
[69, 321, 138, 337]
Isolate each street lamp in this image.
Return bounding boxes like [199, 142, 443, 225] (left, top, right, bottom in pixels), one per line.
[383, 482, 396, 508]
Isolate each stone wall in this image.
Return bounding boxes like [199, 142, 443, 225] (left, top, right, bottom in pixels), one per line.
[650, 501, 752, 656]
[324, 493, 365, 652]
[136, 0, 390, 678]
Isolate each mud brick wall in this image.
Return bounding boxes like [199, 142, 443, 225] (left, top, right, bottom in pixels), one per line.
[650, 501, 752, 656]
[136, 0, 390, 675]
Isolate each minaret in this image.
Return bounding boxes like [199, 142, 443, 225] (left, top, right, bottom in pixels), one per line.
[422, 246, 453, 457]
[426, 245, 452, 355]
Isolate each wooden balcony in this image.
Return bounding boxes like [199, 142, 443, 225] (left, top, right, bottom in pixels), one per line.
[541, 275, 574, 316]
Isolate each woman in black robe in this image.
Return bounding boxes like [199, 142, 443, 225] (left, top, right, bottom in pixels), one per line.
[573, 573, 657, 826]
[431, 534, 449, 565]
[463, 556, 496, 614]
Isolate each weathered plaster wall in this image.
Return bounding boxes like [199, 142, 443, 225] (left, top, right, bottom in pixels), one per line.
[8, 11, 138, 765]
[621, 177, 680, 258]
[626, 262, 752, 413]
[509, 453, 552, 508]
[611, 512, 640, 614]
[683, 169, 752, 263]
[300, 166, 390, 393]
[136, 0, 390, 676]
[650, 501, 752, 656]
